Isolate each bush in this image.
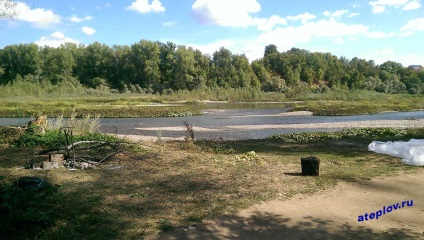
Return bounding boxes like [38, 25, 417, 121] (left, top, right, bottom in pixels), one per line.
[13, 129, 118, 148]
[266, 128, 409, 142]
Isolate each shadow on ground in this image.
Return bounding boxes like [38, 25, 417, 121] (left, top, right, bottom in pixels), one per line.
[158, 211, 421, 240]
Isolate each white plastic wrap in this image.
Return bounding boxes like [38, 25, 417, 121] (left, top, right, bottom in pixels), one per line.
[368, 139, 424, 166]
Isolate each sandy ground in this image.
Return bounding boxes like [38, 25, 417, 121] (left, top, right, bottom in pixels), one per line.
[134, 119, 424, 133]
[119, 115, 424, 142]
[158, 170, 424, 240]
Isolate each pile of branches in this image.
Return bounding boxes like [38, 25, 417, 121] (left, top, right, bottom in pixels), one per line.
[65, 140, 124, 166]
[36, 138, 130, 169]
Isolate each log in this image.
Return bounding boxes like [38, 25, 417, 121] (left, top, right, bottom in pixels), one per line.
[301, 156, 320, 176]
[66, 141, 107, 150]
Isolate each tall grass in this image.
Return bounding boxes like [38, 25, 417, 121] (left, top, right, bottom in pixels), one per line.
[47, 114, 100, 133]
[0, 76, 114, 99]
[291, 89, 384, 101]
[161, 87, 286, 102]
[291, 94, 424, 116]
[0, 76, 420, 103]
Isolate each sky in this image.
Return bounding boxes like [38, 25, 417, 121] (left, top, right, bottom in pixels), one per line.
[0, 0, 423, 66]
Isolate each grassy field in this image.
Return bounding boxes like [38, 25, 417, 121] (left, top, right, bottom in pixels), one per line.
[0, 96, 201, 118]
[1, 130, 423, 239]
[290, 95, 424, 116]
[0, 91, 423, 117]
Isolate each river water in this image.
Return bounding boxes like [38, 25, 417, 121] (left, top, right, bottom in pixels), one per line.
[1, 103, 423, 140]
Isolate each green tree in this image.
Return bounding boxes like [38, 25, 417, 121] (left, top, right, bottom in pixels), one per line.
[77, 42, 114, 88]
[264, 44, 279, 57]
[210, 47, 238, 88]
[403, 75, 423, 94]
[130, 40, 161, 92]
[0, 66, 4, 78]
[158, 41, 177, 90]
[379, 61, 403, 75]
[306, 52, 326, 81]
[263, 50, 283, 77]
[300, 67, 314, 84]
[172, 46, 196, 90]
[361, 76, 382, 91]
[192, 49, 210, 89]
[0, 43, 42, 84]
[251, 60, 270, 87]
[110, 44, 136, 91]
[41, 45, 75, 83]
[232, 54, 259, 88]
[376, 74, 406, 93]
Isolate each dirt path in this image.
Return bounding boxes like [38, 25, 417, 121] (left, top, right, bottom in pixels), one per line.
[158, 170, 424, 240]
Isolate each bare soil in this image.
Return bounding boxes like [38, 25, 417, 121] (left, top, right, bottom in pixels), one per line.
[158, 170, 424, 240]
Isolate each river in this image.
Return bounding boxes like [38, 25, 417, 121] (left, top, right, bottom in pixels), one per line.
[1, 103, 423, 140]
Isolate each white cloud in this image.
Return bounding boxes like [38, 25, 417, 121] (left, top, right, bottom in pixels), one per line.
[69, 14, 93, 23]
[369, 0, 420, 13]
[381, 49, 395, 54]
[371, 5, 386, 13]
[192, 0, 260, 27]
[191, 16, 404, 63]
[362, 49, 424, 66]
[403, 0, 422, 10]
[394, 53, 424, 66]
[401, 18, 424, 33]
[188, 39, 236, 56]
[82, 26, 96, 35]
[351, 3, 361, 8]
[163, 21, 176, 27]
[323, 10, 349, 18]
[35, 32, 79, 47]
[287, 12, 316, 24]
[247, 20, 369, 60]
[190, 19, 373, 62]
[366, 31, 395, 38]
[97, 3, 111, 10]
[323, 10, 359, 19]
[127, 0, 165, 14]
[14, 2, 61, 28]
[333, 38, 345, 45]
[399, 31, 415, 36]
[252, 15, 287, 31]
[192, 0, 286, 31]
[370, 0, 410, 7]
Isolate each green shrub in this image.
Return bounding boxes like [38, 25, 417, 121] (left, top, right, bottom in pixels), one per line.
[266, 128, 409, 142]
[13, 130, 119, 148]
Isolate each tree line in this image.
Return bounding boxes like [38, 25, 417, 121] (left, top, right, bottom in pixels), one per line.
[0, 40, 423, 95]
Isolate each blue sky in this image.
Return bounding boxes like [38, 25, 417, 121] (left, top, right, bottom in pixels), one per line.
[0, 0, 423, 66]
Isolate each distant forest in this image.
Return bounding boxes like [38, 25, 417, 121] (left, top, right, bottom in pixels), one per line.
[0, 40, 423, 96]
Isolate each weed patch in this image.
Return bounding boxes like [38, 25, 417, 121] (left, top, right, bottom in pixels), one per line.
[266, 128, 410, 142]
[291, 96, 424, 116]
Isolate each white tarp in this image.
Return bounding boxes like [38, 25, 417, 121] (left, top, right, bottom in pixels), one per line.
[368, 139, 424, 166]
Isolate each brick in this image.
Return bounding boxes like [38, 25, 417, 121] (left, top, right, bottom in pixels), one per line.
[49, 154, 64, 162]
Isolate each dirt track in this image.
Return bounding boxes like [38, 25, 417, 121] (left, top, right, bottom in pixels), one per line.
[158, 170, 424, 240]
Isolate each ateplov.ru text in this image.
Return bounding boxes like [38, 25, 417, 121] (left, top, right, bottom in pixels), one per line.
[358, 200, 413, 222]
